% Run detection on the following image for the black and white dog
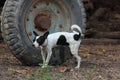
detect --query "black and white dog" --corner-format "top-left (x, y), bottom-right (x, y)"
top-left (32, 24), bottom-right (84, 69)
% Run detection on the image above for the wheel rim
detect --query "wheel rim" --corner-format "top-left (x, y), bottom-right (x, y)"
top-left (24, 0), bottom-right (71, 41)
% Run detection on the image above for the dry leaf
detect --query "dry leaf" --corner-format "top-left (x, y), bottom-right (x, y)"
top-left (58, 66), bottom-right (67, 73)
top-left (15, 70), bottom-right (27, 74)
top-left (114, 14), bottom-right (120, 19)
top-left (82, 53), bottom-right (91, 58)
top-left (14, 69), bottom-right (32, 74)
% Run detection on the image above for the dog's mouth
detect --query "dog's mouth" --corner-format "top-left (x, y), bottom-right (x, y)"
top-left (32, 43), bottom-right (39, 48)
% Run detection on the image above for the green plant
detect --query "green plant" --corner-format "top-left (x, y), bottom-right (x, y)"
top-left (25, 74), bottom-right (31, 79)
top-left (25, 63), bottom-right (64, 80)
top-left (25, 63), bottom-right (53, 80)
top-left (8, 68), bottom-right (15, 75)
top-left (37, 63), bottom-right (52, 80)
top-left (83, 70), bottom-right (91, 79)
top-left (56, 73), bottom-right (64, 78)
top-left (83, 65), bottom-right (97, 80)
top-left (91, 65), bottom-right (97, 72)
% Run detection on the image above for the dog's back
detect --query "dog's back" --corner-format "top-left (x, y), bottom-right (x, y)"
top-left (46, 25), bottom-right (83, 48)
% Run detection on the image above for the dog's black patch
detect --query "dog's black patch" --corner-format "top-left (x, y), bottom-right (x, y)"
top-left (56, 35), bottom-right (69, 46)
top-left (37, 31), bottom-right (49, 45)
top-left (74, 33), bottom-right (81, 41)
top-left (37, 36), bottom-right (46, 45)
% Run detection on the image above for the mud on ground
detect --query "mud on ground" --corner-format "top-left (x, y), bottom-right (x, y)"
top-left (0, 43), bottom-right (120, 80)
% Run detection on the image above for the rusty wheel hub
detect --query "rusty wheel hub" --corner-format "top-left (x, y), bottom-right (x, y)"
top-left (25, 0), bottom-right (71, 41)
top-left (34, 12), bottom-right (51, 31)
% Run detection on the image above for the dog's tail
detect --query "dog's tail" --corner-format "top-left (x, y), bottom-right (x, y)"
top-left (71, 24), bottom-right (82, 33)
top-left (71, 24), bottom-right (84, 40)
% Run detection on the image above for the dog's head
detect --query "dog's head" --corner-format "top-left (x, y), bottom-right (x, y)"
top-left (32, 31), bottom-right (49, 48)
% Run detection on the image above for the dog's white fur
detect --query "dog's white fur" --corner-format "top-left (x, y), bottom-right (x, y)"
top-left (33, 24), bottom-right (83, 69)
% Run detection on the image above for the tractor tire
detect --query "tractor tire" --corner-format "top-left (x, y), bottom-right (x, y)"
top-left (1, 0), bottom-right (86, 66)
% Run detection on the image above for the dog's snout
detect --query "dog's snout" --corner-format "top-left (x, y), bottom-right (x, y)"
top-left (32, 44), bottom-right (35, 47)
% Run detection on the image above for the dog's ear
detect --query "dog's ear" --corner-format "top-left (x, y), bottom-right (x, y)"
top-left (43, 31), bottom-right (49, 39)
top-left (33, 31), bottom-right (39, 36)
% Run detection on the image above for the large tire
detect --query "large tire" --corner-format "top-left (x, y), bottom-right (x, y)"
top-left (1, 0), bottom-right (86, 66)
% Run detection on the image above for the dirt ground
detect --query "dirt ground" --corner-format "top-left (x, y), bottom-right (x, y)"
top-left (0, 42), bottom-right (120, 80)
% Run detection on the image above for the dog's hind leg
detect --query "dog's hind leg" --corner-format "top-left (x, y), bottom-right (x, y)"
top-left (70, 45), bottom-right (81, 69)
top-left (73, 53), bottom-right (81, 69)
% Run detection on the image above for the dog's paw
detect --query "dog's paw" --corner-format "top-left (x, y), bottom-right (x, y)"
top-left (42, 65), bottom-right (45, 68)
top-left (74, 66), bottom-right (79, 69)
top-left (41, 64), bottom-right (47, 68)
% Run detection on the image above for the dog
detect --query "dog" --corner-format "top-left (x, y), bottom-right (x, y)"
top-left (32, 24), bottom-right (84, 69)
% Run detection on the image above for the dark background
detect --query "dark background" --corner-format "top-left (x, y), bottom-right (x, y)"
top-left (0, 0), bottom-right (120, 44)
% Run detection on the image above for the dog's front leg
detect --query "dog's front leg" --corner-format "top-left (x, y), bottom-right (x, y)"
top-left (40, 47), bottom-right (46, 68)
top-left (40, 47), bottom-right (45, 62)
top-left (43, 48), bottom-right (52, 68)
